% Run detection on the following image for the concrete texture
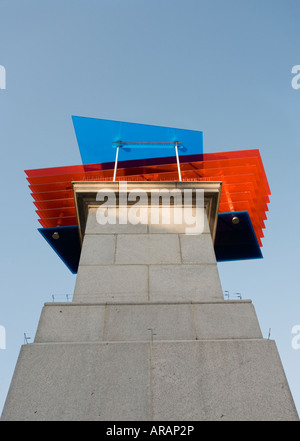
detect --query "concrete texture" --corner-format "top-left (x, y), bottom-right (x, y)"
top-left (179, 233), bottom-right (216, 264)
top-left (84, 206), bottom-right (210, 236)
top-left (1, 342), bottom-right (151, 421)
top-left (74, 262), bottom-right (223, 303)
top-left (34, 304), bottom-right (106, 343)
top-left (149, 264), bottom-right (223, 301)
top-left (79, 234), bottom-right (116, 265)
top-left (151, 339), bottom-right (299, 421)
top-left (34, 301), bottom-right (262, 343)
top-left (192, 302), bottom-right (263, 339)
top-left (73, 264), bottom-right (149, 302)
top-left (115, 234), bottom-right (181, 264)
top-left (74, 201), bottom-right (223, 303)
top-left (85, 207), bottom-right (148, 235)
top-left (2, 182), bottom-right (298, 421)
top-left (147, 206), bottom-right (208, 234)
top-left (73, 184), bottom-right (224, 304)
top-left (1, 340), bottom-right (298, 421)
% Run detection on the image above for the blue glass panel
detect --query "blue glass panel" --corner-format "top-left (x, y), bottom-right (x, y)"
top-left (214, 211), bottom-right (263, 262)
top-left (38, 211), bottom-right (262, 274)
top-left (38, 226), bottom-right (81, 274)
top-left (72, 116), bottom-right (203, 165)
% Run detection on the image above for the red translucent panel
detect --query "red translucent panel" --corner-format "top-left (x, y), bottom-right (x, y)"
top-left (38, 216), bottom-right (78, 228)
top-left (25, 149), bottom-right (271, 244)
top-left (31, 190), bottom-right (74, 202)
top-left (34, 198), bottom-right (75, 210)
top-left (36, 206), bottom-right (76, 220)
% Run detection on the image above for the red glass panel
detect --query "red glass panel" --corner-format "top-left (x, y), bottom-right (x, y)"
top-left (26, 149), bottom-right (270, 246)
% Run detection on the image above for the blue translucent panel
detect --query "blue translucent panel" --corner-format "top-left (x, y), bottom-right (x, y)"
top-left (72, 116), bottom-right (203, 165)
top-left (38, 211), bottom-right (262, 274)
top-left (214, 211), bottom-right (263, 262)
top-left (38, 226), bottom-right (81, 274)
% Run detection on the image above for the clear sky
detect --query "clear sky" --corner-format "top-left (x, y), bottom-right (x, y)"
top-left (0, 0), bottom-right (300, 417)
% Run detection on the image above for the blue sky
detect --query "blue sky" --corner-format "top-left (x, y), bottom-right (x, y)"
top-left (1, 0), bottom-right (300, 417)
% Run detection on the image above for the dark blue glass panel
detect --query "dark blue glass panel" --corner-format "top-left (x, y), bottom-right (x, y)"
top-left (214, 211), bottom-right (263, 262)
top-left (38, 211), bottom-right (262, 274)
top-left (38, 226), bottom-right (81, 274)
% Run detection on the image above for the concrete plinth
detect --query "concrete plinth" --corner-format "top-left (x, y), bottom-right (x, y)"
top-left (1, 339), bottom-right (298, 421)
top-left (1, 182), bottom-right (298, 421)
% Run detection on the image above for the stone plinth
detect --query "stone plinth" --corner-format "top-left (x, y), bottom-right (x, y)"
top-left (1, 182), bottom-right (298, 421)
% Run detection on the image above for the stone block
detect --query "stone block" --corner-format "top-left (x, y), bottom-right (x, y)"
top-left (192, 302), bottom-right (262, 339)
top-left (34, 304), bottom-right (105, 343)
top-left (85, 207), bottom-right (148, 235)
top-left (79, 234), bottom-right (116, 265)
top-left (103, 304), bottom-right (195, 341)
top-left (148, 206), bottom-right (209, 234)
top-left (73, 265), bottom-right (148, 302)
top-left (115, 234), bottom-right (181, 264)
top-left (2, 339), bottom-right (298, 421)
top-left (179, 233), bottom-right (216, 264)
top-left (1, 342), bottom-right (151, 421)
top-left (34, 301), bottom-right (262, 343)
top-left (149, 264), bottom-right (223, 301)
top-left (151, 339), bottom-right (299, 421)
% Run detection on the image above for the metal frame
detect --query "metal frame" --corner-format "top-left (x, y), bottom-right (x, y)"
top-left (112, 141), bottom-right (182, 182)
